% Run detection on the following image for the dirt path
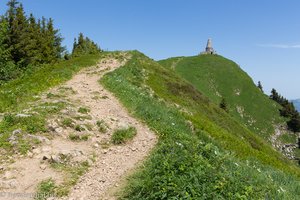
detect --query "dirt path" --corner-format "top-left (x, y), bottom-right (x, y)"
top-left (0, 53), bottom-right (157, 200)
top-left (59, 55), bottom-right (157, 200)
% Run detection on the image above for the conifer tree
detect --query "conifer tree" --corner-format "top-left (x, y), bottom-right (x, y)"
top-left (1, 0), bottom-right (65, 80)
top-left (72, 33), bottom-right (101, 57)
top-left (25, 13), bottom-right (41, 64)
top-left (0, 17), bottom-right (16, 81)
top-left (219, 98), bottom-right (228, 112)
top-left (270, 88), bottom-right (280, 102)
top-left (270, 88), bottom-right (300, 132)
top-left (257, 81), bottom-right (263, 93)
top-left (8, 3), bottom-right (29, 66)
top-left (287, 114), bottom-right (300, 133)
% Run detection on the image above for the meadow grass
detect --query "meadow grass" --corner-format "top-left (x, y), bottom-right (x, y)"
top-left (101, 51), bottom-right (300, 199)
top-left (159, 55), bottom-right (283, 139)
top-left (36, 161), bottom-right (90, 199)
top-left (0, 54), bottom-right (100, 155)
top-left (0, 54), bottom-right (100, 113)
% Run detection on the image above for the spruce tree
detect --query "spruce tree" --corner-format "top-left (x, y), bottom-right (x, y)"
top-left (25, 13), bottom-right (41, 64)
top-left (0, 17), bottom-right (16, 81)
top-left (8, 3), bottom-right (29, 66)
top-left (72, 33), bottom-right (101, 57)
top-left (1, 0), bottom-right (65, 80)
top-left (47, 18), bottom-right (65, 60)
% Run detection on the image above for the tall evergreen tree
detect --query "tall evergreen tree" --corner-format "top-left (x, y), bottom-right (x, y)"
top-left (0, 0), bottom-right (66, 80)
top-left (270, 88), bottom-right (280, 102)
top-left (0, 17), bottom-right (16, 81)
top-left (8, 3), bottom-right (29, 66)
top-left (72, 33), bottom-right (101, 57)
top-left (48, 18), bottom-right (64, 59)
top-left (25, 13), bottom-right (41, 64)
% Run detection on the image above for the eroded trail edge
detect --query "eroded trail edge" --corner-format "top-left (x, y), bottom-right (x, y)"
top-left (60, 53), bottom-right (157, 200)
top-left (0, 53), bottom-right (157, 200)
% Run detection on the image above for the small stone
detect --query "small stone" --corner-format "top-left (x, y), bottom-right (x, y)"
top-left (27, 152), bottom-right (34, 158)
top-left (42, 154), bottom-right (50, 160)
top-left (32, 148), bottom-right (41, 155)
top-left (3, 171), bottom-right (14, 180)
top-left (131, 147), bottom-right (137, 151)
top-left (117, 122), bottom-right (130, 129)
top-left (40, 164), bottom-right (47, 170)
top-left (50, 155), bottom-right (60, 163)
top-left (12, 129), bottom-right (22, 135)
top-left (103, 149), bottom-right (108, 154)
top-left (55, 127), bottom-right (63, 134)
top-left (87, 159), bottom-right (93, 166)
top-left (93, 143), bottom-right (99, 148)
top-left (73, 150), bottom-right (83, 157)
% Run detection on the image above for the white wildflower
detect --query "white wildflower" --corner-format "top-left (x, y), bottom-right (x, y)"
top-left (175, 142), bottom-right (183, 147)
top-left (280, 187), bottom-right (286, 192)
top-left (257, 168), bottom-right (261, 173)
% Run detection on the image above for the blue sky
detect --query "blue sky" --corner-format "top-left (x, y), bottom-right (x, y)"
top-left (1, 0), bottom-right (299, 99)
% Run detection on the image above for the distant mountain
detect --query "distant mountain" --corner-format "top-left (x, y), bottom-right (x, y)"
top-left (292, 99), bottom-right (300, 112)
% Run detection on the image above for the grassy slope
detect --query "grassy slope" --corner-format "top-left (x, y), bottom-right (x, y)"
top-left (102, 51), bottom-right (300, 199)
top-left (0, 54), bottom-right (100, 113)
top-left (0, 54), bottom-right (100, 154)
top-left (159, 55), bottom-right (282, 139)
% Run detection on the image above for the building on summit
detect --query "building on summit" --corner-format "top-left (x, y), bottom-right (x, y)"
top-left (201, 38), bottom-right (216, 55)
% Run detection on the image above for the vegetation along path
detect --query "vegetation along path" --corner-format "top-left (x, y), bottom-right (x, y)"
top-left (0, 53), bottom-right (157, 200)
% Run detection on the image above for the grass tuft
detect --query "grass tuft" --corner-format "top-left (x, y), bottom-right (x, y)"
top-left (78, 107), bottom-right (90, 114)
top-left (111, 127), bottom-right (137, 144)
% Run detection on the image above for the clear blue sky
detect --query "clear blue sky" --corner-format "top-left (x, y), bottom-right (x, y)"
top-left (1, 0), bottom-right (299, 99)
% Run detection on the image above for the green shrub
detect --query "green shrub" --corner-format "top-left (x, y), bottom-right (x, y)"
top-left (61, 118), bottom-right (74, 128)
top-left (111, 127), bottom-right (137, 144)
top-left (96, 120), bottom-right (108, 133)
top-left (68, 133), bottom-right (89, 141)
top-left (78, 107), bottom-right (90, 114)
top-left (75, 124), bottom-right (85, 132)
top-left (35, 179), bottom-right (57, 200)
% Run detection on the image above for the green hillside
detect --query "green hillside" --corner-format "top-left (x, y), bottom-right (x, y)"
top-left (102, 51), bottom-right (300, 199)
top-left (159, 55), bottom-right (283, 139)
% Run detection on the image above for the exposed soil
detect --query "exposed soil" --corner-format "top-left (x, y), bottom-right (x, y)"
top-left (0, 53), bottom-right (157, 200)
